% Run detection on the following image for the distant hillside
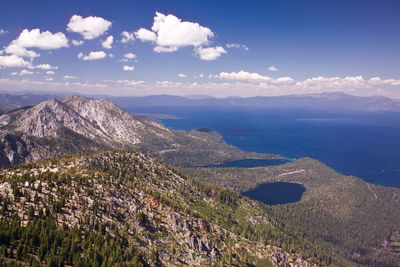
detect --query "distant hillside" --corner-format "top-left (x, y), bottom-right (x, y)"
top-left (0, 93), bottom-right (65, 111)
top-left (0, 151), bottom-right (323, 266)
top-left (0, 95), bottom-right (274, 167)
top-left (1, 92), bottom-right (400, 111)
top-left (109, 92), bottom-right (400, 111)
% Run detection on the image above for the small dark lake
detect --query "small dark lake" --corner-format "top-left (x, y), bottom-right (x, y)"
top-left (201, 158), bottom-right (292, 168)
top-left (242, 182), bottom-right (306, 205)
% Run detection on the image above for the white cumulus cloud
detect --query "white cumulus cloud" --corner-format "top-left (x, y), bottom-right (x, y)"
top-left (5, 44), bottom-right (39, 58)
top-left (35, 64), bottom-right (58, 70)
top-left (64, 75), bottom-right (76, 79)
top-left (123, 65), bottom-right (134, 71)
top-left (4, 29), bottom-right (68, 59)
top-left (20, 69), bottom-right (34, 75)
top-left (195, 46), bottom-right (227, 61)
top-left (368, 77), bottom-right (400, 86)
top-left (154, 46), bottom-right (178, 53)
top-left (0, 54), bottom-right (32, 68)
top-left (219, 71), bottom-right (272, 82)
top-left (135, 12), bottom-right (214, 53)
top-left (67, 15), bottom-right (111, 40)
top-left (271, 77), bottom-right (294, 84)
top-left (295, 76), bottom-right (367, 89)
top-left (268, 66), bottom-right (279, 71)
top-left (11, 70), bottom-right (34, 76)
top-left (123, 53), bottom-right (136, 59)
top-left (0, 29), bottom-right (8, 35)
top-left (78, 51), bottom-right (107, 61)
top-left (226, 43), bottom-right (249, 51)
top-left (46, 70), bottom-right (55, 75)
top-left (116, 80), bottom-right (144, 86)
top-left (135, 28), bottom-right (157, 42)
top-left (121, 31), bottom-right (134, 43)
top-left (178, 73), bottom-right (186, 78)
top-left (71, 40), bottom-right (84, 46)
top-left (219, 70), bottom-right (294, 84)
top-left (6, 29), bottom-right (68, 52)
top-left (101, 36), bottom-right (113, 49)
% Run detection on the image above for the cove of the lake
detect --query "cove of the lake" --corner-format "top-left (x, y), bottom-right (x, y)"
top-left (242, 182), bottom-right (306, 205)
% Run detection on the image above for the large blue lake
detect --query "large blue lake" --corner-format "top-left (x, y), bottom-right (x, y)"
top-left (126, 106), bottom-right (400, 188)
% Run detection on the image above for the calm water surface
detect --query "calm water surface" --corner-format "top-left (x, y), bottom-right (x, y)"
top-left (242, 182), bottom-right (306, 205)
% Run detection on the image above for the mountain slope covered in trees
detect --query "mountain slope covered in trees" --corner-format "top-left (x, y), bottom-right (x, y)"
top-left (0, 151), bottom-right (330, 266)
top-left (184, 158), bottom-right (400, 266)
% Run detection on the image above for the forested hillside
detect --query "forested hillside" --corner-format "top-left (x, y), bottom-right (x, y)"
top-left (184, 158), bottom-right (400, 266)
top-left (0, 151), bottom-right (329, 266)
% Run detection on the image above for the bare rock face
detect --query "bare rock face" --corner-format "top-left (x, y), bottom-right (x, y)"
top-left (0, 95), bottom-right (173, 166)
top-left (0, 133), bottom-right (32, 165)
top-left (7, 96), bottom-right (146, 144)
top-left (60, 95), bottom-right (145, 144)
top-left (0, 133), bottom-right (56, 166)
top-left (23, 99), bottom-right (100, 139)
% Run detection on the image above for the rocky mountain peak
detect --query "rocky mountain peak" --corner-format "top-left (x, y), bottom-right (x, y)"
top-left (64, 95), bottom-right (148, 145)
top-left (0, 95), bottom-right (149, 144)
top-left (61, 95), bottom-right (118, 114)
top-left (60, 94), bottom-right (89, 102)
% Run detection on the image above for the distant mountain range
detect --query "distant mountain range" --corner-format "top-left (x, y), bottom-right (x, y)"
top-left (1, 92), bottom-right (400, 111)
top-left (109, 92), bottom-right (400, 111)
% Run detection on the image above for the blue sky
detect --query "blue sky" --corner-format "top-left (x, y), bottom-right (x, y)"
top-left (0, 0), bottom-right (400, 98)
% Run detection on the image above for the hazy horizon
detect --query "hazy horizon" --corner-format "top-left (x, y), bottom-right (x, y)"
top-left (1, 89), bottom-right (400, 101)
